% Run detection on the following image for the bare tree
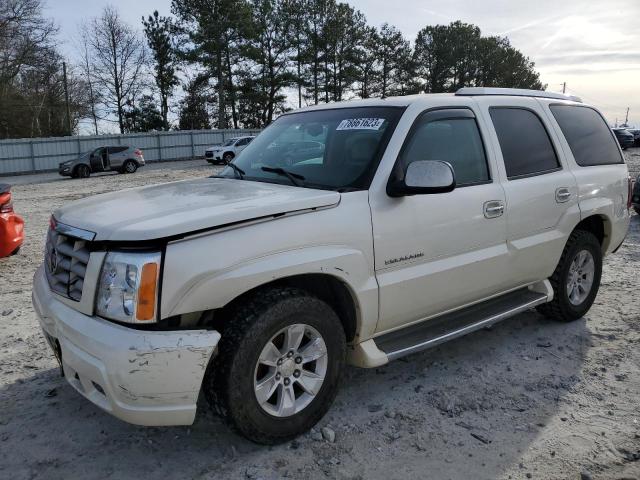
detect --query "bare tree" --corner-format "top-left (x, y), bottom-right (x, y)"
top-left (84, 6), bottom-right (147, 133)
top-left (0, 0), bottom-right (57, 91)
top-left (76, 29), bottom-right (102, 135)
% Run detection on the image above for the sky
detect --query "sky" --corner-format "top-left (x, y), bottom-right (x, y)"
top-left (46, 0), bottom-right (640, 127)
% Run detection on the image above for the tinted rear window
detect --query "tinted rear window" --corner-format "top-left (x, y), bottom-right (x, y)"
top-left (550, 105), bottom-right (623, 166)
top-left (489, 108), bottom-right (560, 178)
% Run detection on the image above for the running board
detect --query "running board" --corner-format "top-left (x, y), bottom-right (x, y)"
top-left (375, 287), bottom-right (549, 362)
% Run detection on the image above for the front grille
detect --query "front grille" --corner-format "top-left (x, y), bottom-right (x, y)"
top-left (205, 151), bottom-right (214, 158)
top-left (45, 227), bottom-right (91, 301)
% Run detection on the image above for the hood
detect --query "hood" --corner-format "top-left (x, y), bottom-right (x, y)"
top-left (53, 178), bottom-right (341, 242)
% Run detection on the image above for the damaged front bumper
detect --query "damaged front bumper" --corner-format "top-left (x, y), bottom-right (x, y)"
top-left (32, 266), bottom-right (221, 426)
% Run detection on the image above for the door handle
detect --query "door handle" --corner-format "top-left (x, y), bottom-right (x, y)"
top-left (484, 200), bottom-right (505, 219)
top-left (556, 187), bottom-right (572, 203)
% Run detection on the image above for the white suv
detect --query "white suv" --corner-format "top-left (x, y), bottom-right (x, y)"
top-left (205, 136), bottom-right (255, 164)
top-left (33, 88), bottom-right (631, 444)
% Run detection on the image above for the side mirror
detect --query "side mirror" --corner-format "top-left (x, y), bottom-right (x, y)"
top-left (387, 160), bottom-right (456, 197)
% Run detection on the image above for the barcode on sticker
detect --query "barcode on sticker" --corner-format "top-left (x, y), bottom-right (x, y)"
top-left (336, 118), bottom-right (385, 131)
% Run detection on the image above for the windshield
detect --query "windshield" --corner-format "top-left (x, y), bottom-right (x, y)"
top-left (219, 106), bottom-right (404, 191)
top-left (223, 139), bottom-right (237, 147)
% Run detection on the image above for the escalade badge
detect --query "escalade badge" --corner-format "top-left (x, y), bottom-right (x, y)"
top-left (384, 252), bottom-right (424, 266)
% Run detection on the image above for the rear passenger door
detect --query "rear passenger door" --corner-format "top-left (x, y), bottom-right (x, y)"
top-left (107, 146), bottom-right (127, 169)
top-left (478, 98), bottom-right (581, 286)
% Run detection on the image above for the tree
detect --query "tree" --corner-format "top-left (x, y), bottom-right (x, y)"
top-left (84, 6), bottom-right (147, 133)
top-left (142, 10), bottom-right (179, 130)
top-left (377, 23), bottom-right (411, 98)
top-left (240, 0), bottom-right (295, 126)
top-left (283, 0), bottom-right (308, 108)
top-left (413, 21), bottom-right (543, 93)
top-left (355, 26), bottom-right (379, 99)
top-left (178, 77), bottom-right (211, 130)
top-left (171, 0), bottom-right (252, 129)
top-left (77, 30), bottom-right (102, 135)
top-left (122, 94), bottom-right (165, 132)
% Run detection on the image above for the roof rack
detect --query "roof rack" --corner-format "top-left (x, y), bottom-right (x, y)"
top-left (455, 87), bottom-right (582, 103)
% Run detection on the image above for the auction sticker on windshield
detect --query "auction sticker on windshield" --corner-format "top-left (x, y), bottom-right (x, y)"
top-left (336, 118), bottom-right (385, 130)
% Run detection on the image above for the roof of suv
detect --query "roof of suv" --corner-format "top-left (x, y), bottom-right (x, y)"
top-left (294, 88), bottom-right (583, 113)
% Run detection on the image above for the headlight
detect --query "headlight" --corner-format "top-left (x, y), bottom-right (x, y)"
top-left (96, 251), bottom-right (161, 324)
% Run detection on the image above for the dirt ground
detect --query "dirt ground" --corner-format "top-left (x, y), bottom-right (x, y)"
top-left (0, 153), bottom-right (639, 480)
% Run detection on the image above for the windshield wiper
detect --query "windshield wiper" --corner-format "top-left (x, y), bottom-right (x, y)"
top-left (224, 162), bottom-right (246, 179)
top-left (261, 166), bottom-right (305, 187)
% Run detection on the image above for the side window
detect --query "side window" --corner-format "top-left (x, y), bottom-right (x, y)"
top-left (549, 105), bottom-right (623, 166)
top-left (400, 112), bottom-right (489, 186)
top-left (236, 138), bottom-right (248, 146)
top-left (489, 108), bottom-right (560, 179)
top-left (107, 146), bottom-right (127, 154)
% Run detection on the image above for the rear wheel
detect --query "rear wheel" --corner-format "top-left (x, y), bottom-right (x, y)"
top-left (204, 287), bottom-right (346, 444)
top-left (537, 230), bottom-right (602, 322)
top-left (75, 164), bottom-right (90, 178)
top-left (123, 160), bottom-right (138, 174)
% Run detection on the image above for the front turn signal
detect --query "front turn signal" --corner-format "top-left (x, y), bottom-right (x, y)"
top-left (136, 263), bottom-right (158, 321)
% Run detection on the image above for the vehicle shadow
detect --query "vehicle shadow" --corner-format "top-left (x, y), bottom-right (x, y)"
top-left (0, 309), bottom-right (590, 480)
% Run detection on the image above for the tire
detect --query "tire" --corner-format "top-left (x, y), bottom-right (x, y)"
top-left (75, 164), bottom-right (90, 178)
top-left (123, 160), bottom-right (138, 174)
top-left (537, 230), bottom-right (602, 322)
top-left (203, 287), bottom-right (346, 444)
top-left (634, 206), bottom-right (640, 216)
top-left (222, 152), bottom-right (234, 163)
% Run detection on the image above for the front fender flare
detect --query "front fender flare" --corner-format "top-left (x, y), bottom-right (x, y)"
top-left (161, 245), bottom-right (379, 339)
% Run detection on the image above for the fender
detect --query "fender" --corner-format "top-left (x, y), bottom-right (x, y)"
top-left (162, 244), bottom-right (379, 339)
top-left (159, 190), bottom-right (379, 339)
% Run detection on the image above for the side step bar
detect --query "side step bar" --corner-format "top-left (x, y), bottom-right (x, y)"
top-left (375, 287), bottom-right (549, 362)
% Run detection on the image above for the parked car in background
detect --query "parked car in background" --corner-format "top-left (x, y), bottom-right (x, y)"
top-left (59, 146), bottom-right (145, 178)
top-left (612, 128), bottom-right (634, 150)
top-left (0, 184), bottom-right (24, 258)
top-left (205, 136), bottom-right (255, 164)
top-left (627, 128), bottom-right (640, 146)
top-left (632, 174), bottom-right (640, 215)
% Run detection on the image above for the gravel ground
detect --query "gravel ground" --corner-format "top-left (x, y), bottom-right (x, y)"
top-left (1, 153), bottom-right (639, 480)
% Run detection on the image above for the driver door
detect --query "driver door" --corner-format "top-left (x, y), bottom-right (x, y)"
top-left (371, 108), bottom-right (510, 333)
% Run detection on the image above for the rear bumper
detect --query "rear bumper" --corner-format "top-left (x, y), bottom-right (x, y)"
top-left (32, 266), bottom-right (221, 426)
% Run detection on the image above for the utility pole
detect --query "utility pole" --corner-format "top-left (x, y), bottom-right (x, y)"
top-left (62, 61), bottom-right (72, 136)
top-left (562, 82), bottom-right (566, 94)
top-left (625, 107), bottom-right (629, 125)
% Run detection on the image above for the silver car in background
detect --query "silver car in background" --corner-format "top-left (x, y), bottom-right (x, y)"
top-left (59, 146), bottom-right (145, 178)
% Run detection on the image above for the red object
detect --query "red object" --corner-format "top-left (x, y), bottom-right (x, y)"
top-left (0, 184), bottom-right (24, 258)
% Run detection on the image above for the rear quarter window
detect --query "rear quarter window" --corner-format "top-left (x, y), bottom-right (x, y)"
top-left (549, 105), bottom-right (623, 166)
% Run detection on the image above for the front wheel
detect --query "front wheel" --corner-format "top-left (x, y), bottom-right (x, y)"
top-left (222, 152), bottom-right (234, 163)
top-left (537, 230), bottom-right (602, 322)
top-left (204, 287), bottom-right (346, 444)
top-left (75, 164), bottom-right (90, 178)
